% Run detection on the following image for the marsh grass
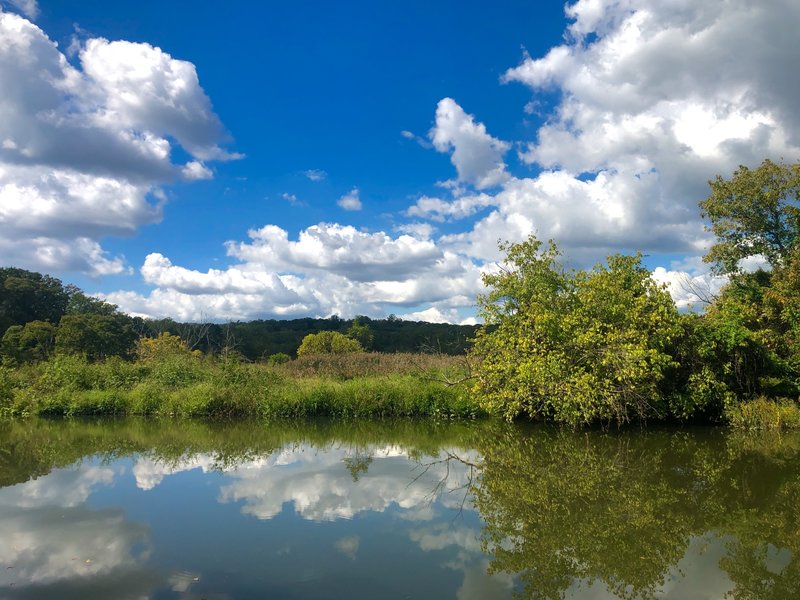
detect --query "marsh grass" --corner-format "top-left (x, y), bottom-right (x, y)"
top-left (0, 352), bottom-right (480, 419)
top-left (725, 396), bottom-right (800, 430)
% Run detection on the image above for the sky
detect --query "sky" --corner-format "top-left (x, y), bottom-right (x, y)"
top-left (1, 0), bottom-right (799, 324)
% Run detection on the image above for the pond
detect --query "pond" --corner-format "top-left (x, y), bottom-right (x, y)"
top-left (0, 418), bottom-right (798, 599)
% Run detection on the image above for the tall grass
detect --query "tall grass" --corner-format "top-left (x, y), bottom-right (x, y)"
top-left (0, 352), bottom-right (481, 419)
top-left (725, 397), bottom-right (800, 430)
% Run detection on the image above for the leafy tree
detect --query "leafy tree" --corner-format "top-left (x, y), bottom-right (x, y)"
top-left (0, 268), bottom-right (69, 333)
top-left (296, 330), bottom-right (363, 357)
top-left (56, 313), bottom-right (138, 361)
top-left (1, 320), bottom-right (56, 364)
top-left (346, 317), bottom-right (374, 350)
top-left (471, 236), bottom-right (682, 425)
top-left (700, 159), bottom-right (800, 274)
top-left (65, 288), bottom-right (119, 316)
top-left (136, 332), bottom-right (196, 361)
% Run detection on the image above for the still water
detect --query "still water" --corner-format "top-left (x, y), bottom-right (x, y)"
top-left (0, 418), bottom-right (798, 599)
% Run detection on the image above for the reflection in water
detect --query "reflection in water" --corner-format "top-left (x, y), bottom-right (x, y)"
top-left (475, 427), bottom-right (800, 599)
top-left (0, 419), bottom-right (799, 598)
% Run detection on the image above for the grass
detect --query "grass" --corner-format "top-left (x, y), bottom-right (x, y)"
top-left (0, 352), bottom-right (482, 420)
top-left (725, 396), bottom-right (800, 430)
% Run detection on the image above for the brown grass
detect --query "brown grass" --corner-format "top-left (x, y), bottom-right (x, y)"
top-left (273, 351), bottom-right (470, 380)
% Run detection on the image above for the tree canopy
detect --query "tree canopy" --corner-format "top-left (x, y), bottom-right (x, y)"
top-left (700, 159), bottom-right (800, 274)
top-left (471, 237), bottom-right (682, 425)
top-left (296, 330), bottom-right (363, 356)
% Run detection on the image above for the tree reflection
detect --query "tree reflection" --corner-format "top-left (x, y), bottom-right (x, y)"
top-left (471, 426), bottom-right (800, 599)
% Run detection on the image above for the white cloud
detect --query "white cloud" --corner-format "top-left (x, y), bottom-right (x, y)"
top-left (281, 192), bottom-right (305, 206)
top-left (304, 168), bottom-right (327, 181)
top-left (181, 160), bottom-right (212, 180)
top-left (337, 187), bottom-right (362, 211)
top-left (106, 223), bottom-right (485, 321)
top-left (5, 0), bottom-right (38, 19)
top-left (476, 0), bottom-right (800, 266)
top-left (0, 10), bottom-right (236, 275)
top-left (394, 222), bottom-right (437, 239)
top-left (409, 0), bottom-right (800, 281)
top-left (401, 129), bottom-right (433, 149)
top-left (429, 98), bottom-right (511, 190)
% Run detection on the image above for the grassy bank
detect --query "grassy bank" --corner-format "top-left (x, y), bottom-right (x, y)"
top-left (0, 352), bottom-right (481, 419)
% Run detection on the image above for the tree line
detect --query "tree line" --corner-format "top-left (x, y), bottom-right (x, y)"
top-left (0, 269), bottom-right (477, 365)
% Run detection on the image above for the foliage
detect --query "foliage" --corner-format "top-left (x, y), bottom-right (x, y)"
top-left (55, 313), bottom-right (138, 361)
top-left (700, 159), bottom-right (800, 275)
top-left (136, 332), bottom-right (196, 361)
top-left (471, 237), bottom-right (682, 425)
top-left (1, 320), bottom-right (56, 365)
top-left (0, 350), bottom-right (479, 419)
top-left (346, 317), bottom-right (374, 349)
top-left (725, 397), bottom-right (800, 431)
top-left (265, 352), bottom-right (291, 365)
top-left (0, 267), bottom-right (69, 333)
top-left (296, 330), bottom-right (363, 357)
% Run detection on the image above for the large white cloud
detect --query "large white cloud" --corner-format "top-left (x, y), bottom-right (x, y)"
top-left (106, 223), bottom-right (486, 321)
top-left (407, 0), bottom-right (800, 305)
top-left (430, 98), bottom-right (511, 191)
top-left (103, 0), bottom-right (800, 321)
top-left (0, 9), bottom-right (235, 275)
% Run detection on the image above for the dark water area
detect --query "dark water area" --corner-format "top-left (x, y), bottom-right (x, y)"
top-left (0, 418), bottom-right (798, 599)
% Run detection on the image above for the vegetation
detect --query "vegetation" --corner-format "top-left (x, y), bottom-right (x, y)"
top-left (296, 330), bottom-right (363, 356)
top-left (472, 242), bottom-right (681, 425)
top-left (471, 159), bottom-right (800, 426)
top-left (0, 349), bottom-right (478, 419)
top-left (2, 158), bottom-right (800, 426)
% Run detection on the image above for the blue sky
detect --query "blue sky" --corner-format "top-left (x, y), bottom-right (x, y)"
top-left (2, 0), bottom-right (799, 323)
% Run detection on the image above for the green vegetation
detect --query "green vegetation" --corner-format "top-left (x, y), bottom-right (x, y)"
top-left (470, 159), bottom-right (800, 427)
top-left (296, 330), bottom-right (363, 356)
top-left (2, 159), bottom-right (800, 426)
top-left (0, 348), bottom-right (478, 419)
top-left (475, 424), bottom-right (800, 599)
top-left (472, 242), bottom-right (681, 425)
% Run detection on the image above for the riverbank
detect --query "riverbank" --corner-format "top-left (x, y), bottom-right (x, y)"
top-left (3, 352), bottom-right (800, 428)
top-left (0, 352), bottom-right (481, 419)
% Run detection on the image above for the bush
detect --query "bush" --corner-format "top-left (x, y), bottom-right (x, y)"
top-left (725, 397), bottom-right (800, 430)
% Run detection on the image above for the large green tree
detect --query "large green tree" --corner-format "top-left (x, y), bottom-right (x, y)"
top-left (55, 313), bottom-right (138, 361)
top-left (296, 330), bottom-right (363, 356)
top-left (0, 268), bottom-right (69, 334)
top-left (471, 236), bottom-right (682, 425)
top-left (700, 159), bottom-right (800, 274)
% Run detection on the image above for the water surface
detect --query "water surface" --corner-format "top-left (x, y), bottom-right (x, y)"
top-left (0, 418), bottom-right (798, 599)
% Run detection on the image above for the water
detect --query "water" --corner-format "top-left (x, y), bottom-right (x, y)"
top-left (0, 418), bottom-right (798, 599)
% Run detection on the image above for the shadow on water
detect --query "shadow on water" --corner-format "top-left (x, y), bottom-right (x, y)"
top-left (0, 417), bottom-right (799, 598)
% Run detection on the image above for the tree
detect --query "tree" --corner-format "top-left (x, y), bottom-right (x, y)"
top-left (470, 236), bottom-right (682, 425)
top-left (1, 320), bottom-right (56, 364)
top-left (296, 330), bottom-right (363, 357)
top-left (346, 317), bottom-right (374, 350)
top-left (136, 332), bottom-right (196, 361)
top-left (56, 313), bottom-right (138, 361)
top-left (0, 268), bottom-right (69, 333)
top-left (700, 159), bottom-right (800, 274)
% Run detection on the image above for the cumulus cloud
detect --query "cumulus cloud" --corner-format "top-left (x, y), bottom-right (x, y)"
top-left (429, 98), bottom-right (511, 191)
top-left (337, 187), bottom-right (362, 211)
top-left (0, 10), bottom-right (236, 275)
top-left (484, 0), bottom-right (800, 260)
top-left (102, 0), bottom-right (800, 321)
top-left (106, 223), bottom-right (485, 321)
top-left (405, 0), bottom-right (800, 304)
